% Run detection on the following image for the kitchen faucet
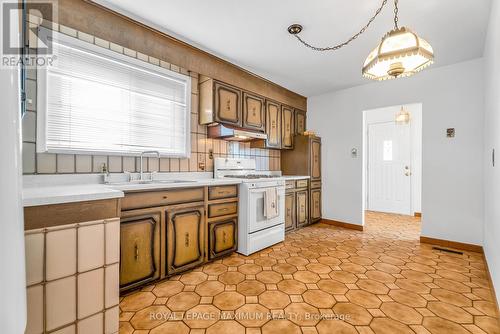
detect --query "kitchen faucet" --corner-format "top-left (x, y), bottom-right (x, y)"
top-left (140, 151), bottom-right (160, 181)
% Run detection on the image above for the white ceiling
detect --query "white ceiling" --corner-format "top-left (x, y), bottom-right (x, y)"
top-left (95, 0), bottom-right (492, 97)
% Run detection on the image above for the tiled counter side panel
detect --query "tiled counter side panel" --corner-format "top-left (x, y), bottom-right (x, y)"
top-left (25, 218), bottom-right (120, 334)
top-left (22, 20), bottom-right (281, 175)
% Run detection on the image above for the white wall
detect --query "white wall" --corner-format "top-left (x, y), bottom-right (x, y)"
top-left (363, 104), bottom-right (422, 215)
top-left (483, 0), bottom-right (500, 303)
top-left (308, 58), bottom-right (485, 246)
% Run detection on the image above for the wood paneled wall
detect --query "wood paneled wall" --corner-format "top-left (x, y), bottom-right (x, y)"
top-left (39, 0), bottom-right (306, 110)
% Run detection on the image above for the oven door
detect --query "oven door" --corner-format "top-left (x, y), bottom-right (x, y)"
top-left (247, 185), bottom-right (285, 233)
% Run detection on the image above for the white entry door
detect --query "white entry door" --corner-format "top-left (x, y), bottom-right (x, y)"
top-left (368, 122), bottom-right (411, 215)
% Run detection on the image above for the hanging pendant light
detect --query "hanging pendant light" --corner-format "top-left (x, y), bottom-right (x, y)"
top-left (362, 0), bottom-right (434, 81)
top-left (288, 0), bottom-right (434, 81)
top-left (395, 106), bottom-right (411, 125)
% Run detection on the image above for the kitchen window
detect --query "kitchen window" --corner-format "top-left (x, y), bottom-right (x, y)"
top-left (37, 29), bottom-right (191, 157)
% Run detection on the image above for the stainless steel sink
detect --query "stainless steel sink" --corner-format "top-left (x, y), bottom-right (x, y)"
top-left (107, 179), bottom-right (197, 186)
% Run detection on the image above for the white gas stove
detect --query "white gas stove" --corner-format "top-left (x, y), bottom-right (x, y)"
top-left (214, 158), bottom-right (285, 255)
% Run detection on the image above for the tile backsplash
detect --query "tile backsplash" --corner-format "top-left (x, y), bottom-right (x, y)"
top-left (22, 23), bottom-right (280, 175)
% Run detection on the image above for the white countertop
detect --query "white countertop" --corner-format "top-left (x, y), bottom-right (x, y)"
top-left (22, 173), bottom-right (242, 207)
top-left (281, 175), bottom-right (310, 180)
top-left (23, 184), bottom-right (124, 207)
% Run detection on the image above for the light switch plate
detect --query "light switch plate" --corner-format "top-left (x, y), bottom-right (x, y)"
top-left (351, 148), bottom-right (358, 158)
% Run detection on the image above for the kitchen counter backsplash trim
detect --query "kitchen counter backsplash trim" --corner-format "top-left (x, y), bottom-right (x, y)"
top-left (22, 17), bottom-right (281, 175)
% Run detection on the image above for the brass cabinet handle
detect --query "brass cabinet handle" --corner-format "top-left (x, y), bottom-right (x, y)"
top-left (222, 231), bottom-right (227, 244)
top-left (185, 233), bottom-right (190, 247)
top-left (134, 243), bottom-right (139, 261)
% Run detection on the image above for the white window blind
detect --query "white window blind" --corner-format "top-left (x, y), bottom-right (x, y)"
top-left (37, 30), bottom-right (191, 157)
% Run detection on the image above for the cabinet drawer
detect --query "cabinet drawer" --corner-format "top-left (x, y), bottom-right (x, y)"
top-left (208, 202), bottom-right (238, 218)
top-left (208, 185), bottom-right (238, 200)
top-left (296, 179), bottom-right (308, 189)
top-left (310, 181), bottom-right (321, 189)
top-left (122, 188), bottom-right (204, 210)
top-left (285, 181), bottom-right (295, 189)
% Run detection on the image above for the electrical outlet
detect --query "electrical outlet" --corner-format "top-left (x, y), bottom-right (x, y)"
top-left (446, 128), bottom-right (455, 138)
top-left (209, 149), bottom-right (214, 159)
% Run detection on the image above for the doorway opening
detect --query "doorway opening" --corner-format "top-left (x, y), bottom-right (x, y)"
top-left (362, 103), bottom-right (422, 226)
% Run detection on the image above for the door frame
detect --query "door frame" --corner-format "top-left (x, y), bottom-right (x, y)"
top-left (362, 103), bottom-right (423, 223)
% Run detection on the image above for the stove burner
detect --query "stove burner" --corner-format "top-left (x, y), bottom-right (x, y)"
top-left (224, 174), bottom-right (278, 179)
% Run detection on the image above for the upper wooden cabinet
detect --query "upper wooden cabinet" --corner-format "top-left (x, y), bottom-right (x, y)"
top-left (199, 77), bottom-right (242, 126)
top-left (295, 109), bottom-right (307, 134)
top-left (281, 134), bottom-right (322, 180)
top-left (252, 100), bottom-right (282, 149)
top-left (242, 92), bottom-right (265, 132)
top-left (311, 137), bottom-right (321, 181)
top-left (282, 106), bottom-right (294, 149)
top-left (120, 208), bottom-right (161, 291)
top-left (166, 205), bottom-right (205, 275)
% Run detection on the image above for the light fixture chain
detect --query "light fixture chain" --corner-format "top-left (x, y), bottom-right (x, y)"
top-left (394, 0), bottom-right (399, 29)
top-left (292, 0), bottom-right (388, 52)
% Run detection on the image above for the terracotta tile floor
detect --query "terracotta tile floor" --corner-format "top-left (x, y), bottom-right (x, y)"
top-left (119, 211), bottom-right (500, 334)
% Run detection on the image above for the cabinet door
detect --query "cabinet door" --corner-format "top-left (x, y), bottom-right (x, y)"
top-left (120, 211), bottom-right (161, 290)
top-left (281, 106), bottom-right (294, 149)
top-left (311, 189), bottom-right (322, 222)
top-left (295, 109), bottom-right (306, 134)
top-left (214, 82), bottom-right (241, 126)
top-left (166, 206), bottom-right (205, 275)
top-left (266, 100), bottom-right (281, 148)
top-left (285, 192), bottom-right (296, 232)
top-left (209, 219), bottom-right (237, 260)
top-left (310, 138), bottom-right (322, 181)
top-left (296, 190), bottom-right (309, 227)
top-left (242, 92), bottom-right (265, 131)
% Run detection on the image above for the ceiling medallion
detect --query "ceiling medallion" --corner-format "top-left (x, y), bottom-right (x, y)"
top-left (288, 0), bottom-right (434, 81)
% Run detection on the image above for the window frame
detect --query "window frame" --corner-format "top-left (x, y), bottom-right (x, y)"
top-left (36, 27), bottom-right (192, 158)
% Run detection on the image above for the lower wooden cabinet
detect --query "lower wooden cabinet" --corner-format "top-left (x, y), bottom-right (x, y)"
top-left (311, 188), bottom-right (322, 223)
top-left (285, 192), bottom-right (296, 231)
top-left (166, 206), bottom-right (205, 275)
top-left (120, 209), bottom-right (161, 291)
top-left (296, 190), bottom-right (309, 227)
top-left (209, 218), bottom-right (237, 260)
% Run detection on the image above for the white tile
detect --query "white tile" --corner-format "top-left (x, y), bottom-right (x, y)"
top-left (137, 52), bottom-right (148, 62)
top-left (59, 25), bottom-right (77, 37)
top-left (105, 306), bottom-right (119, 334)
top-left (170, 158), bottom-right (180, 172)
top-left (77, 312), bottom-right (103, 334)
top-left (108, 156), bottom-right (122, 173)
top-left (78, 223), bottom-right (105, 272)
top-left (57, 154), bottom-right (75, 173)
top-left (25, 233), bottom-right (44, 285)
top-left (109, 42), bottom-right (123, 54)
top-left (37, 153), bottom-right (57, 174)
top-left (159, 158), bottom-right (170, 172)
top-left (148, 157), bottom-right (159, 172)
top-left (76, 155), bottom-right (92, 173)
top-left (122, 156), bottom-right (136, 172)
top-left (149, 56), bottom-right (160, 66)
top-left (93, 156), bottom-right (108, 173)
top-left (51, 324), bottom-right (75, 334)
top-left (46, 276), bottom-right (76, 331)
top-left (105, 263), bottom-right (119, 308)
top-left (94, 37), bottom-right (110, 49)
top-left (25, 285), bottom-right (43, 334)
top-left (22, 142), bottom-right (36, 174)
top-left (78, 31), bottom-right (94, 43)
top-left (78, 268), bottom-right (104, 319)
top-left (105, 219), bottom-right (120, 265)
top-left (160, 60), bottom-right (171, 69)
top-left (22, 111), bottom-right (36, 142)
top-left (46, 228), bottom-right (76, 280)
top-left (123, 47), bottom-right (136, 58)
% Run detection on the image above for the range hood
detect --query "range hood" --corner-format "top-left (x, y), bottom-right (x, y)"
top-left (207, 124), bottom-right (267, 142)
